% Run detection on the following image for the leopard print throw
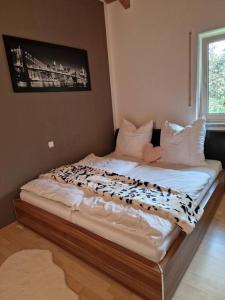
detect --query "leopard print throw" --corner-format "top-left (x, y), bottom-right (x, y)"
top-left (42, 164), bottom-right (203, 234)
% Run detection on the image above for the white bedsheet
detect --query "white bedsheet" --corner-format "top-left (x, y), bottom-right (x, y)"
top-left (20, 154), bottom-right (222, 262)
top-left (20, 190), bottom-right (180, 262)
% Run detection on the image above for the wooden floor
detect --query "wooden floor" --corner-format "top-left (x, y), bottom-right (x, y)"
top-left (0, 195), bottom-right (225, 300)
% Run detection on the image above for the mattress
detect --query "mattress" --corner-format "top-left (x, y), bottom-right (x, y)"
top-left (20, 190), bottom-right (180, 262)
top-left (20, 155), bottom-right (222, 263)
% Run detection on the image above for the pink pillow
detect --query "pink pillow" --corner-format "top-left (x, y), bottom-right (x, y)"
top-left (143, 143), bottom-right (162, 163)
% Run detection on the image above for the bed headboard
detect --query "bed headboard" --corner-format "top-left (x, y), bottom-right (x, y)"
top-left (114, 129), bottom-right (225, 168)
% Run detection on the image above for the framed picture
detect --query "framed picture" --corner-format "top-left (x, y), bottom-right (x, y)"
top-left (3, 35), bottom-right (91, 92)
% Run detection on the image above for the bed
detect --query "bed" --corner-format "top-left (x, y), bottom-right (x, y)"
top-left (15, 129), bottom-right (225, 300)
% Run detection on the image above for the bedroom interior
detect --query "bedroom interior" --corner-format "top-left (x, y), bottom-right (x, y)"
top-left (1, 0), bottom-right (225, 300)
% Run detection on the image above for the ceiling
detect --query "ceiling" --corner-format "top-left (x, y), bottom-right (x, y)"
top-left (104, 0), bottom-right (130, 9)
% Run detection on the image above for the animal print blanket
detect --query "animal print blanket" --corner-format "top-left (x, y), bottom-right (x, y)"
top-left (42, 164), bottom-right (204, 234)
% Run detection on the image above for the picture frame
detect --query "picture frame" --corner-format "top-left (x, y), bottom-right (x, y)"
top-left (3, 35), bottom-right (91, 93)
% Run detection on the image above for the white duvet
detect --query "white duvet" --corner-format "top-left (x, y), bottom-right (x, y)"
top-left (21, 154), bottom-right (218, 247)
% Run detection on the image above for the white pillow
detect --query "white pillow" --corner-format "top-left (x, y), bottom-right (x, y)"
top-left (160, 119), bottom-right (206, 166)
top-left (116, 119), bottom-right (153, 159)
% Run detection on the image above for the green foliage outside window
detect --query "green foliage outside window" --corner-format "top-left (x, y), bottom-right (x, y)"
top-left (208, 41), bottom-right (225, 114)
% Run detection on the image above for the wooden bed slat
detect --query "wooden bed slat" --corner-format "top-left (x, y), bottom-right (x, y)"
top-left (15, 200), bottom-right (162, 300)
top-left (161, 171), bottom-right (224, 299)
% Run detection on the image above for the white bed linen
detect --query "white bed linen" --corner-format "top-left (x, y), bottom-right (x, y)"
top-left (20, 190), bottom-right (180, 262)
top-left (20, 155), bottom-right (222, 262)
top-left (110, 153), bottom-right (222, 204)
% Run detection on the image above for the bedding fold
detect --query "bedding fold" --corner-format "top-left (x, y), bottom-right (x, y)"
top-left (20, 154), bottom-right (220, 259)
top-left (21, 154), bottom-right (221, 262)
top-left (39, 162), bottom-right (209, 234)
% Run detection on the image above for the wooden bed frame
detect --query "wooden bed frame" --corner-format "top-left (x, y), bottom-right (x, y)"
top-left (15, 170), bottom-right (224, 300)
top-left (15, 129), bottom-right (225, 299)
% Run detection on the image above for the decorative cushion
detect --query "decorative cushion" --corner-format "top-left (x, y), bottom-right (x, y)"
top-left (143, 143), bottom-right (162, 163)
top-left (115, 119), bottom-right (153, 159)
top-left (160, 119), bottom-right (206, 166)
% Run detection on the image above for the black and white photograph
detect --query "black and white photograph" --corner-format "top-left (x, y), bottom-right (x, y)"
top-left (3, 35), bottom-right (91, 92)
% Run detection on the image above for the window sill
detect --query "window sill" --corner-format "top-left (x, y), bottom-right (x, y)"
top-left (206, 122), bottom-right (225, 131)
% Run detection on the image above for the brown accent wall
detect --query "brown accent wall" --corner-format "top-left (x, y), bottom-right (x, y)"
top-left (0, 0), bottom-right (114, 227)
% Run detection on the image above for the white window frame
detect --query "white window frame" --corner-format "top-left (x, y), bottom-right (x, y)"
top-left (196, 27), bottom-right (225, 127)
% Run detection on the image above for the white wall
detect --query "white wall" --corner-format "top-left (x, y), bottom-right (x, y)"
top-left (104, 0), bottom-right (225, 128)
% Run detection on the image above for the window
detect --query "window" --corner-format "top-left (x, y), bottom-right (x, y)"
top-left (197, 27), bottom-right (225, 125)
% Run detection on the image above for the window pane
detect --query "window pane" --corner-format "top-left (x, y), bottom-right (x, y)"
top-left (208, 39), bottom-right (225, 114)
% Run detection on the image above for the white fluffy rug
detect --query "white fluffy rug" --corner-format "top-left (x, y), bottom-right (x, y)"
top-left (0, 249), bottom-right (79, 300)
